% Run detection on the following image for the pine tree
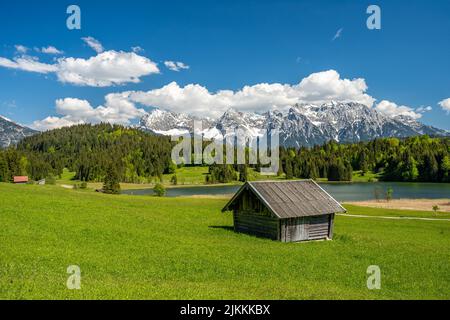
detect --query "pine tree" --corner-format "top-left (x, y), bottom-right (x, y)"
top-left (103, 164), bottom-right (121, 194)
top-left (441, 156), bottom-right (450, 182)
top-left (238, 164), bottom-right (248, 182)
top-left (285, 159), bottom-right (293, 179)
top-left (0, 153), bottom-right (9, 182)
top-left (345, 162), bottom-right (353, 181)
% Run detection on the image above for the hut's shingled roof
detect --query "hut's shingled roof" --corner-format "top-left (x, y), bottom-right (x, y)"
top-left (222, 180), bottom-right (346, 218)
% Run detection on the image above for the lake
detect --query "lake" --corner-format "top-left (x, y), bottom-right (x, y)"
top-left (122, 182), bottom-right (450, 202)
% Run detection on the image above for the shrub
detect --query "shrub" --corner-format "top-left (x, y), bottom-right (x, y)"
top-left (46, 175), bottom-right (56, 185)
top-left (432, 205), bottom-right (440, 215)
top-left (167, 162), bottom-right (177, 174)
top-left (386, 187), bottom-right (394, 202)
top-left (153, 183), bottom-right (166, 197)
top-left (170, 174), bottom-right (178, 185)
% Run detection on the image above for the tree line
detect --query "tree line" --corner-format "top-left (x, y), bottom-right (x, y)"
top-left (0, 124), bottom-right (449, 184)
top-left (0, 123), bottom-right (173, 183)
top-left (278, 135), bottom-right (450, 182)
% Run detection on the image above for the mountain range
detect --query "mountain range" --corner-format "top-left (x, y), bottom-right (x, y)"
top-left (0, 115), bottom-right (37, 148)
top-left (1, 101), bottom-right (448, 149)
top-left (139, 102), bottom-right (448, 147)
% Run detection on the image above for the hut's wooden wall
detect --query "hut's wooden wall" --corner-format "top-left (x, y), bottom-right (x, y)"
top-left (233, 189), bottom-right (279, 240)
top-left (280, 214), bottom-right (334, 242)
top-left (308, 214), bottom-right (332, 240)
top-left (233, 211), bottom-right (279, 240)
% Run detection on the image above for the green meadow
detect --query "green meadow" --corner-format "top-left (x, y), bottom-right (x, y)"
top-left (0, 183), bottom-right (449, 299)
top-left (55, 166), bottom-right (377, 191)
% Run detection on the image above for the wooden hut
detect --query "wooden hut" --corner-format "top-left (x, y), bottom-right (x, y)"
top-left (222, 180), bottom-right (346, 242)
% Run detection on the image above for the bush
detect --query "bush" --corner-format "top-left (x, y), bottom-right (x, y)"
top-left (170, 174), bottom-right (178, 185)
top-left (206, 164), bottom-right (238, 184)
top-left (46, 175), bottom-right (56, 185)
top-left (153, 183), bottom-right (166, 197)
top-left (432, 205), bottom-right (440, 215)
top-left (166, 162), bottom-right (177, 174)
top-left (73, 182), bottom-right (87, 190)
top-left (386, 187), bottom-right (394, 202)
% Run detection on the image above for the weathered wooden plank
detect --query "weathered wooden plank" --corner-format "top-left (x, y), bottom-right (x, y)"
top-left (233, 210), bottom-right (279, 240)
top-left (306, 214), bottom-right (330, 240)
top-left (329, 213), bottom-right (335, 239)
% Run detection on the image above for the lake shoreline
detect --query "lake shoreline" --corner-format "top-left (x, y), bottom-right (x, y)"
top-left (120, 181), bottom-right (450, 202)
top-left (120, 180), bottom-right (450, 191)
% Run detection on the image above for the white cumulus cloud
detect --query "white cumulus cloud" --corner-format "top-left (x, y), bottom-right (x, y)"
top-left (32, 96), bottom-right (147, 130)
top-left (375, 100), bottom-right (422, 119)
top-left (0, 56), bottom-right (58, 73)
top-left (31, 116), bottom-right (84, 131)
top-left (14, 45), bottom-right (28, 54)
top-left (438, 98), bottom-right (450, 113)
top-left (416, 106), bottom-right (432, 113)
top-left (132, 46), bottom-right (144, 53)
top-left (164, 60), bottom-right (190, 72)
top-left (56, 50), bottom-right (160, 87)
top-left (41, 46), bottom-right (64, 55)
top-left (0, 50), bottom-right (159, 87)
top-left (120, 69), bottom-right (374, 117)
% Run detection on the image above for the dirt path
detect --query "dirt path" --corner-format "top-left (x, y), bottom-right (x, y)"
top-left (337, 213), bottom-right (450, 222)
top-left (346, 199), bottom-right (450, 213)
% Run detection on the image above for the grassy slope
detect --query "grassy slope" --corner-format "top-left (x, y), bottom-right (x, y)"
top-left (0, 183), bottom-right (449, 299)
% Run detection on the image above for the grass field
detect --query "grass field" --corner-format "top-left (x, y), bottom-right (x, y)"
top-left (56, 167), bottom-right (240, 190)
top-left (1, 182), bottom-right (449, 299)
top-left (55, 166), bottom-right (378, 192)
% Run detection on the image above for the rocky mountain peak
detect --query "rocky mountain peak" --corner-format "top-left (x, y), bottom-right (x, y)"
top-left (137, 102), bottom-right (448, 147)
top-left (0, 115), bottom-right (38, 148)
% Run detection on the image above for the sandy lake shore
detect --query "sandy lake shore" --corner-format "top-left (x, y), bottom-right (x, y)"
top-left (346, 199), bottom-right (450, 212)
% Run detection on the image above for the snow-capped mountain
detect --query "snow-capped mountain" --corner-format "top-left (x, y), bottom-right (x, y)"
top-left (0, 115), bottom-right (38, 148)
top-left (278, 102), bottom-right (448, 147)
top-left (138, 102), bottom-right (448, 147)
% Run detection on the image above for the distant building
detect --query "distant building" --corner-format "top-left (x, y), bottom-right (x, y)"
top-left (222, 180), bottom-right (346, 242)
top-left (13, 176), bottom-right (29, 184)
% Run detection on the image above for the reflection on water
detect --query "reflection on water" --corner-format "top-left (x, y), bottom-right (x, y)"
top-left (122, 182), bottom-right (450, 202)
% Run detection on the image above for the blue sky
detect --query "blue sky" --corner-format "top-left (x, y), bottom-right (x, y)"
top-left (0, 0), bottom-right (449, 130)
